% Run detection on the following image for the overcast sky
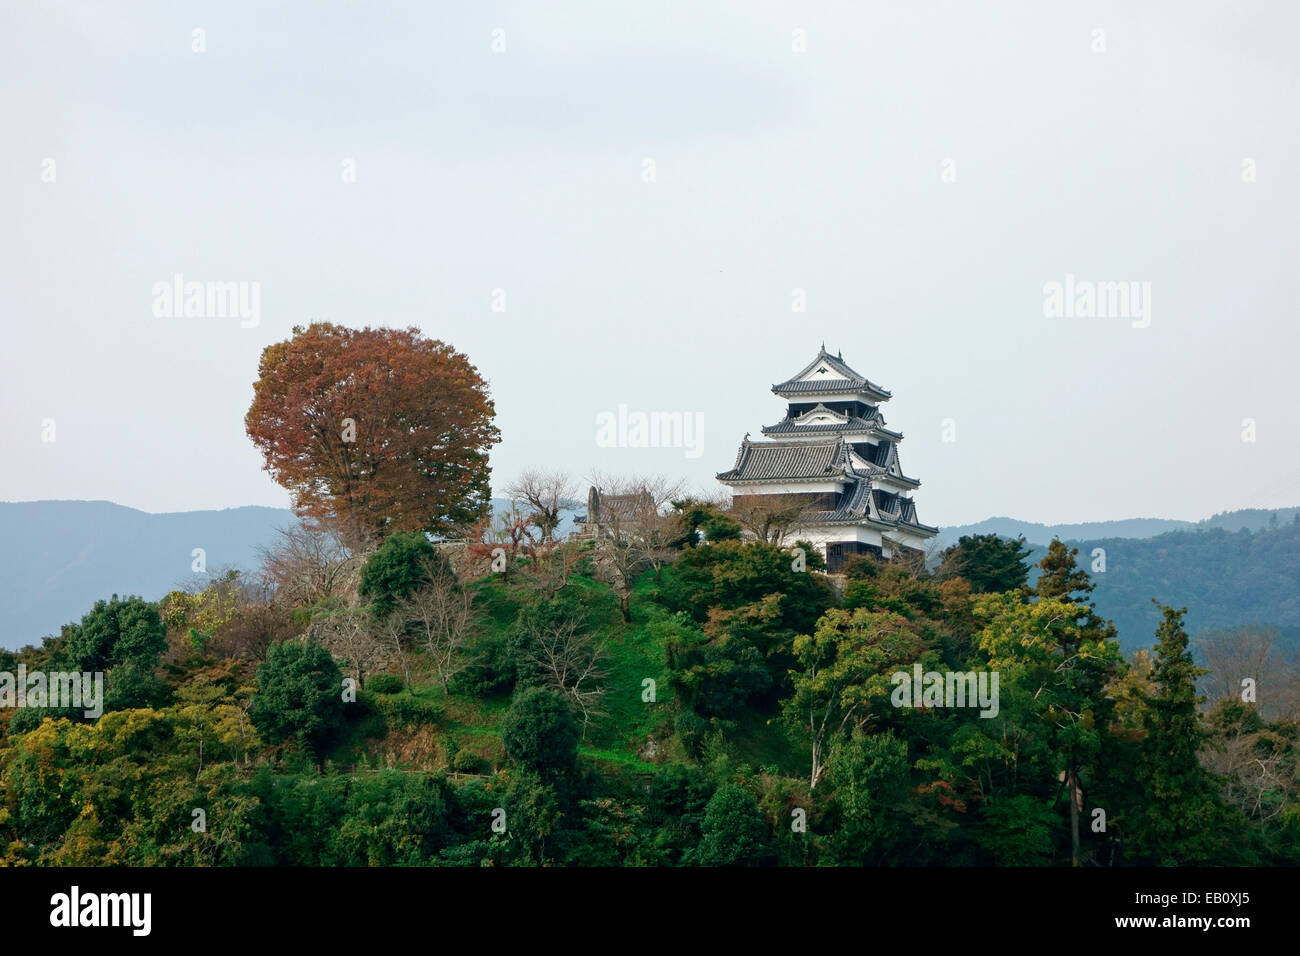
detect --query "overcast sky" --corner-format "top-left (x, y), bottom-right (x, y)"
top-left (2, 1), bottom-right (1297, 528)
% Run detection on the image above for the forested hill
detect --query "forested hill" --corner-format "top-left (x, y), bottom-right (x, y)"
top-left (936, 507), bottom-right (1300, 550)
top-left (1029, 516), bottom-right (1300, 653)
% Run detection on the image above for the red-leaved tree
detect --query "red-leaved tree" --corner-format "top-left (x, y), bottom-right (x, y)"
top-left (245, 323), bottom-right (500, 543)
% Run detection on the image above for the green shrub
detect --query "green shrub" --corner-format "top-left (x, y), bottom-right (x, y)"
top-left (501, 687), bottom-right (579, 778)
top-left (365, 674), bottom-right (403, 695)
top-left (451, 749), bottom-right (490, 774)
top-left (448, 633), bottom-right (515, 697)
top-left (696, 783), bottom-right (774, 867)
top-left (372, 694), bottom-right (443, 729)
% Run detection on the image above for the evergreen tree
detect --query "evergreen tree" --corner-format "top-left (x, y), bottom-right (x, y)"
top-left (501, 687), bottom-right (579, 780)
top-left (936, 534), bottom-right (1032, 594)
top-left (974, 592), bottom-right (1125, 864)
top-left (249, 641), bottom-right (346, 756)
top-left (1032, 538), bottom-right (1095, 603)
top-left (1128, 602), bottom-right (1232, 864)
top-left (358, 531), bottom-right (447, 619)
top-left (695, 784), bottom-right (774, 866)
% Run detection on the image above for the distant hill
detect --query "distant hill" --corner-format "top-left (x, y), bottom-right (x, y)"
top-left (934, 507), bottom-right (1300, 550)
top-left (4, 499), bottom-right (1297, 653)
top-left (0, 498), bottom-right (578, 648)
top-left (0, 501), bottom-right (297, 647)
top-left (931, 508), bottom-right (1300, 653)
top-left (1025, 518), bottom-right (1300, 653)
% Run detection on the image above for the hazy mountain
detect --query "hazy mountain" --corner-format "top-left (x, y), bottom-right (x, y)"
top-left (933, 507), bottom-right (1300, 550)
top-left (0, 498), bottom-right (576, 648)
top-left (4, 499), bottom-right (1296, 652)
top-left (0, 501), bottom-right (297, 647)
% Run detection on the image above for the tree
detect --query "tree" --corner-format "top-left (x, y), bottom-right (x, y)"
top-left (1202, 698), bottom-right (1300, 843)
top-left (402, 555), bottom-right (479, 694)
top-left (585, 473), bottom-right (688, 620)
top-left (695, 784), bottom-right (774, 866)
top-left (62, 595), bottom-right (169, 712)
top-left (663, 539), bottom-right (834, 691)
top-left (501, 688), bottom-right (580, 780)
top-left (161, 573), bottom-right (296, 663)
top-left (505, 470), bottom-right (577, 544)
top-left (358, 531), bottom-right (445, 620)
top-left (257, 518), bottom-right (359, 608)
top-left (936, 534), bottom-right (1032, 594)
top-left (973, 591), bottom-right (1124, 865)
top-left (626, 480), bottom-right (691, 582)
top-left (1128, 602), bottom-right (1232, 864)
top-left (249, 641), bottom-right (346, 756)
top-left (784, 608), bottom-right (925, 789)
top-left (245, 323), bottom-right (500, 541)
top-left (63, 595), bottom-right (167, 674)
top-left (728, 493), bottom-right (813, 546)
top-left (675, 496), bottom-right (743, 545)
top-left (1194, 625), bottom-right (1298, 719)
top-left (1031, 538), bottom-right (1095, 604)
top-left (305, 607), bottom-right (388, 690)
top-left (370, 612), bottom-right (413, 691)
top-left (510, 602), bottom-right (608, 732)
top-left (824, 729), bottom-right (911, 864)
top-left (660, 613), bottom-right (771, 720)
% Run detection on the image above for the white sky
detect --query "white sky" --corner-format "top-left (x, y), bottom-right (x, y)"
top-left (2, 1), bottom-right (1298, 527)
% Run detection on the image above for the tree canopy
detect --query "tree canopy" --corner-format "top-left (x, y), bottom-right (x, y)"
top-left (245, 323), bottom-right (500, 541)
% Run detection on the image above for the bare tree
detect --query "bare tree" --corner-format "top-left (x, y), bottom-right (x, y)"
top-left (161, 566), bottom-right (293, 663)
top-left (625, 476), bottom-right (690, 581)
top-left (515, 608), bottom-right (608, 733)
top-left (258, 518), bottom-right (360, 608)
top-left (459, 501), bottom-right (539, 582)
top-left (403, 555), bottom-right (479, 694)
top-left (1194, 625), bottom-right (1299, 720)
top-left (307, 607), bottom-right (386, 688)
top-left (585, 473), bottom-right (688, 620)
top-left (372, 611), bottom-right (414, 690)
top-left (515, 541), bottom-right (584, 598)
top-left (1202, 699), bottom-right (1298, 823)
top-left (505, 470), bottom-right (578, 544)
top-left (728, 492), bottom-right (815, 545)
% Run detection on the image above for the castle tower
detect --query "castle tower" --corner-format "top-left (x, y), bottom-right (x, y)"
top-left (716, 346), bottom-right (938, 570)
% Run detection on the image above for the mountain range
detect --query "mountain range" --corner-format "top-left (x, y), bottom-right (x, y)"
top-left (3, 499), bottom-right (1297, 652)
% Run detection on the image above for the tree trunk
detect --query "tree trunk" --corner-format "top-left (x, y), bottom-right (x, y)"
top-left (1068, 767), bottom-right (1080, 867)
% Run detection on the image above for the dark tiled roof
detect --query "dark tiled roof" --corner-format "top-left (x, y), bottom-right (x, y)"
top-left (773, 348), bottom-right (891, 399)
top-left (762, 402), bottom-right (882, 435)
top-left (865, 440), bottom-right (893, 467)
top-left (804, 478), bottom-right (874, 522)
top-left (717, 439), bottom-right (849, 482)
top-left (872, 490), bottom-right (934, 531)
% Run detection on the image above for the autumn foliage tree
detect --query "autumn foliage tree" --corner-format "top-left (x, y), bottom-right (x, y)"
top-left (245, 323), bottom-right (500, 543)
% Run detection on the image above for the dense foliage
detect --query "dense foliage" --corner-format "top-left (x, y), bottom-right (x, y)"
top-left (2, 527), bottom-right (1297, 867)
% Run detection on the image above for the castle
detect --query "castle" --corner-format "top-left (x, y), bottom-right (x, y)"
top-left (717, 346), bottom-right (938, 571)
